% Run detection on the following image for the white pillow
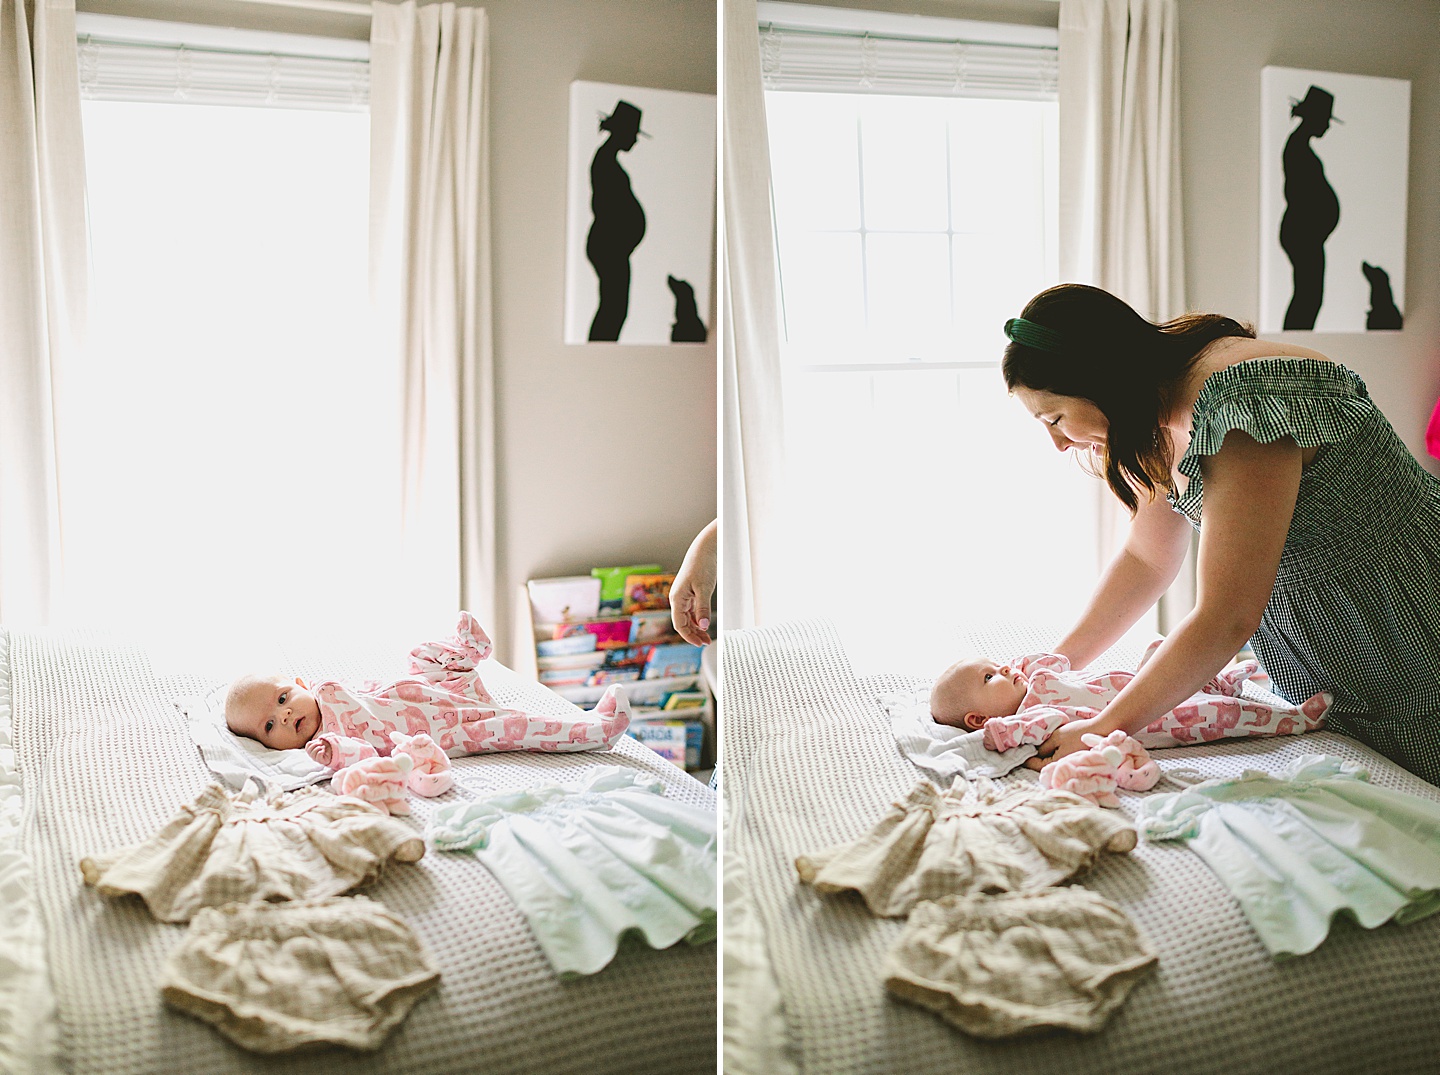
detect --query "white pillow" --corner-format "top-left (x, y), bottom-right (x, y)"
top-left (175, 682), bottom-right (330, 792)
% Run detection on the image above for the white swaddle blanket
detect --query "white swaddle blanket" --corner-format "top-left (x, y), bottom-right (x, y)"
top-left (879, 686), bottom-right (1036, 785)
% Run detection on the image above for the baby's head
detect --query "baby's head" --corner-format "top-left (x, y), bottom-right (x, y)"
top-left (224, 673), bottom-right (321, 750)
top-left (930, 657), bottom-right (1029, 729)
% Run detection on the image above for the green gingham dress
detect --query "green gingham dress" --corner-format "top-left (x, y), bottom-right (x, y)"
top-left (1169, 357), bottom-right (1440, 786)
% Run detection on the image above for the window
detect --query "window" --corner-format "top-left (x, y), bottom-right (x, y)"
top-left (63, 17), bottom-right (408, 643)
top-left (760, 5), bottom-right (1100, 654)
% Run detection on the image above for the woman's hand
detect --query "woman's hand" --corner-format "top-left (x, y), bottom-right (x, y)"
top-left (1024, 715), bottom-right (1105, 771)
top-left (671, 520), bottom-right (718, 647)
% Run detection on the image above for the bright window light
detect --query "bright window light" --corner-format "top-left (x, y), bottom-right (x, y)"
top-left (766, 89), bottom-right (1103, 661)
top-left (65, 99), bottom-right (407, 647)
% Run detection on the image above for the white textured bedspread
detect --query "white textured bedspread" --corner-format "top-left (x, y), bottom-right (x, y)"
top-left (4, 626), bottom-right (716, 1075)
top-left (723, 619), bottom-right (1440, 1075)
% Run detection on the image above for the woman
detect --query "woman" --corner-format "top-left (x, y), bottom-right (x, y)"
top-left (1003, 284), bottom-right (1440, 785)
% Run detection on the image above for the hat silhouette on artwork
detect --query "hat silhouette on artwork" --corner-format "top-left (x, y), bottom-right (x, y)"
top-left (598, 100), bottom-right (651, 139)
top-left (1290, 85), bottom-right (1344, 124)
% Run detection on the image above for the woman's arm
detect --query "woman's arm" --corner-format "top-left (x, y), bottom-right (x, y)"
top-left (1053, 490), bottom-right (1193, 669)
top-left (1034, 431), bottom-right (1303, 762)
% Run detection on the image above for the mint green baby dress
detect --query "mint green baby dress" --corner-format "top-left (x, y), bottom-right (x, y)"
top-left (428, 766), bottom-right (717, 976)
top-left (1136, 755), bottom-right (1440, 957)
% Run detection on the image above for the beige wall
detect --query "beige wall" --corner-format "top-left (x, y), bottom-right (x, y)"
top-left (485, 0), bottom-right (717, 663)
top-left (81, 0), bottom-right (719, 663)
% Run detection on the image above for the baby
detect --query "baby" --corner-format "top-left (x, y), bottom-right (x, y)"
top-left (931, 646), bottom-right (1330, 752)
top-left (225, 612), bottom-right (631, 766)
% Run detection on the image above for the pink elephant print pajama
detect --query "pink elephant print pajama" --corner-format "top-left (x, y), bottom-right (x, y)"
top-left (310, 612), bottom-right (631, 765)
top-left (982, 647), bottom-right (1329, 753)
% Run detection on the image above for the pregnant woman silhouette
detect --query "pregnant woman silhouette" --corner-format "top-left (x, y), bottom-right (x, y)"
top-left (586, 100), bottom-right (648, 342)
top-left (1280, 86), bottom-right (1340, 330)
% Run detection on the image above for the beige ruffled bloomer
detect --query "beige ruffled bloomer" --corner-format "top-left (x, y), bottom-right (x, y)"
top-left (162, 895), bottom-right (441, 1052)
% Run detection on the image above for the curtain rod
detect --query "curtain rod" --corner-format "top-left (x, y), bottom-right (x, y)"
top-left (224, 0), bottom-right (372, 17)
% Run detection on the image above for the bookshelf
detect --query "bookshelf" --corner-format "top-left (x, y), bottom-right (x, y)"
top-left (514, 574), bottom-right (715, 775)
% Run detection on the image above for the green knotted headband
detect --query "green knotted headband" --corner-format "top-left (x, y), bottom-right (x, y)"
top-left (1003, 316), bottom-right (1064, 354)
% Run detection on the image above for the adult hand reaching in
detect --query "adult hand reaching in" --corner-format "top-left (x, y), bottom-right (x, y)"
top-left (671, 519), bottom-right (718, 647)
top-left (1024, 714), bottom-right (1104, 771)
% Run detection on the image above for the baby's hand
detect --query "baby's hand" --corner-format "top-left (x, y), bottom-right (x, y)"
top-left (305, 737), bottom-right (334, 767)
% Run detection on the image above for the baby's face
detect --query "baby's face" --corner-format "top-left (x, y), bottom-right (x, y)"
top-left (930, 658), bottom-right (1029, 729)
top-left (226, 675), bottom-right (322, 750)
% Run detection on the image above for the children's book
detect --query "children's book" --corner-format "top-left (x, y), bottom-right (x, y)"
top-left (589, 667), bottom-right (641, 686)
top-left (629, 609), bottom-right (679, 644)
top-left (622, 573), bottom-right (675, 613)
top-left (527, 576), bottom-right (601, 623)
top-left (661, 690), bottom-right (708, 711)
top-left (591, 564), bottom-right (662, 612)
top-left (629, 719), bottom-right (704, 769)
top-left (538, 668), bottom-right (591, 686)
top-left (601, 643), bottom-right (656, 671)
top-left (643, 642), bottom-right (703, 679)
top-left (536, 633), bottom-right (599, 658)
top-left (536, 651), bottom-right (605, 671)
top-left (554, 619), bottom-right (632, 649)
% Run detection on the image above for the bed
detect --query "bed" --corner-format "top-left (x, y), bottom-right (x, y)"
top-left (721, 618), bottom-right (1440, 1075)
top-left (0, 625), bottom-right (716, 1075)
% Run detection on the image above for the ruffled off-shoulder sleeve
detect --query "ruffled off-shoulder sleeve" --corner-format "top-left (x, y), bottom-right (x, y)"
top-left (1173, 358), bottom-right (1377, 517)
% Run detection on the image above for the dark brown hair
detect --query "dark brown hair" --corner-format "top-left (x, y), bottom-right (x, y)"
top-left (1001, 284), bottom-right (1254, 513)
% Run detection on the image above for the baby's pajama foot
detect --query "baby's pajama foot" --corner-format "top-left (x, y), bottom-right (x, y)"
top-left (409, 611), bottom-right (494, 676)
top-left (332, 753), bottom-right (413, 815)
top-left (389, 731), bottom-right (454, 796)
top-left (590, 684), bottom-right (632, 748)
top-left (1300, 690), bottom-right (1332, 727)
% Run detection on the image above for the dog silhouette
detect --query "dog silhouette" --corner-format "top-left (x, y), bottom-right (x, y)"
top-left (666, 275), bottom-right (708, 343)
top-left (1362, 262), bottom-right (1403, 330)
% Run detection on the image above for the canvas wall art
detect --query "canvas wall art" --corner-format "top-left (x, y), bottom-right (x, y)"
top-left (1259, 66), bottom-right (1410, 333)
top-left (564, 80), bottom-right (717, 345)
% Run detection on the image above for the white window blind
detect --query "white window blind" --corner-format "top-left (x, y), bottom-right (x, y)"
top-left (75, 14), bottom-right (369, 111)
top-left (757, 2), bottom-right (1057, 101)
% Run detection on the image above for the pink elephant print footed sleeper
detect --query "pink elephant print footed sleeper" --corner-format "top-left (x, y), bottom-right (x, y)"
top-left (310, 612), bottom-right (631, 768)
top-left (982, 644), bottom-right (1330, 753)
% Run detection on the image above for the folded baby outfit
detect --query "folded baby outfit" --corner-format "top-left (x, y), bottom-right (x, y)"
top-left (161, 895), bottom-right (440, 1053)
top-left (429, 765), bottom-right (718, 976)
top-left (80, 781), bottom-right (425, 922)
top-left (1137, 754), bottom-right (1440, 957)
top-left (795, 777), bottom-right (1138, 917)
top-left (884, 888), bottom-right (1157, 1038)
top-left (797, 777), bottom-right (1154, 1037)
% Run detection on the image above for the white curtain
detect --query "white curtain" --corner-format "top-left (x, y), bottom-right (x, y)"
top-left (0, 0), bottom-right (87, 626)
top-left (369, 0), bottom-right (495, 631)
top-left (720, 0), bottom-right (786, 630)
top-left (1058, 0), bottom-right (1193, 630)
